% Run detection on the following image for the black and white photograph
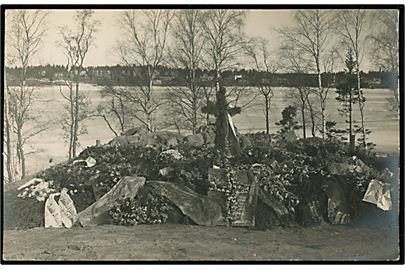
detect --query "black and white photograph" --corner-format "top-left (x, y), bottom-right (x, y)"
top-left (1, 3), bottom-right (403, 262)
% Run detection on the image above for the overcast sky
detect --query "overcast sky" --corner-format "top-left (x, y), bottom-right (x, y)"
top-left (5, 9), bottom-right (388, 71)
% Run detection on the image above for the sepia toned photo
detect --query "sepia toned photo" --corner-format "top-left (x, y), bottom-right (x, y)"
top-left (1, 5), bottom-right (402, 262)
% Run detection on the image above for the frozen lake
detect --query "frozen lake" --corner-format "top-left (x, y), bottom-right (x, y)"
top-left (21, 83), bottom-right (400, 174)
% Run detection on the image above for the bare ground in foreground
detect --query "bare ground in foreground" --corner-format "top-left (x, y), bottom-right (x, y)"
top-left (2, 223), bottom-right (400, 261)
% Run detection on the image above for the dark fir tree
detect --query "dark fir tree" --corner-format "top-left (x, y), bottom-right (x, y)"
top-left (335, 49), bottom-right (358, 146)
top-left (276, 105), bottom-right (301, 137)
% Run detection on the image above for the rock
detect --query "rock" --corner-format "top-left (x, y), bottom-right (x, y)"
top-left (108, 136), bottom-right (129, 147)
top-left (159, 167), bottom-right (173, 176)
top-left (17, 178), bottom-right (43, 191)
top-left (160, 149), bottom-right (183, 160)
top-left (354, 158), bottom-right (370, 174)
top-left (122, 131), bottom-right (183, 147)
top-left (297, 200), bottom-right (326, 227)
top-left (167, 137), bottom-right (178, 147)
top-left (322, 180), bottom-right (351, 224)
top-left (126, 134), bottom-right (143, 145)
top-left (207, 190), bottom-right (227, 209)
top-left (153, 131), bottom-right (183, 146)
top-left (258, 187), bottom-right (289, 217)
top-left (149, 131), bottom-right (183, 146)
top-left (121, 126), bottom-right (148, 136)
top-left (75, 176), bottom-right (146, 226)
top-left (147, 181), bottom-right (225, 226)
top-left (185, 133), bottom-right (205, 147)
top-left (146, 134), bottom-right (159, 146)
top-left (330, 162), bottom-right (351, 175)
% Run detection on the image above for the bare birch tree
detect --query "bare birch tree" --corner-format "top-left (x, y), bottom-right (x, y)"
top-left (59, 10), bottom-right (98, 160)
top-left (4, 43), bottom-right (18, 183)
top-left (4, 10), bottom-right (48, 180)
top-left (95, 85), bottom-right (135, 137)
top-left (280, 44), bottom-right (315, 138)
top-left (167, 10), bottom-right (206, 133)
top-left (200, 10), bottom-right (246, 93)
top-left (244, 37), bottom-right (277, 134)
top-left (368, 9), bottom-right (399, 111)
top-left (278, 9), bottom-right (335, 138)
top-left (117, 10), bottom-right (174, 132)
top-left (335, 9), bottom-right (369, 148)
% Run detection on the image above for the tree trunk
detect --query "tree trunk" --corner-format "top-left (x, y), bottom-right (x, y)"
top-left (14, 71), bottom-right (26, 178)
top-left (317, 67), bottom-right (325, 138)
top-left (146, 113), bottom-right (152, 132)
top-left (146, 76), bottom-right (154, 132)
top-left (349, 86), bottom-right (353, 141)
top-left (72, 81), bottom-right (80, 159)
top-left (356, 68), bottom-right (361, 97)
top-left (69, 84), bottom-right (75, 160)
top-left (191, 68), bottom-right (197, 134)
top-left (301, 104), bottom-right (306, 139)
top-left (14, 69), bottom-right (27, 178)
top-left (264, 93), bottom-right (270, 134)
top-left (4, 82), bottom-right (15, 183)
top-left (358, 100), bottom-right (366, 148)
top-left (357, 69), bottom-right (366, 148)
top-left (306, 100), bottom-right (316, 137)
top-left (119, 98), bottom-right (126, 133)
top-left (320, 107), bottom-right (326, 139)
top-left (393, 66), bottom-right (399, 110)
top-left (5, 113), bottom-right (14, 182)
top-left (216, 68), bottom-right (220, 94)
top-left (204, 88), bottom-right (211, 125)
top-left (16, 125), bottom-right (26, 179)
top-left (310, 113), bottom-right (316, 137)
top-left (215, 87), bottom-right (229, 158)
top-left (192, 105), bottom-right (197, 134)
top-left (68, 85), bottom-right (74, 160)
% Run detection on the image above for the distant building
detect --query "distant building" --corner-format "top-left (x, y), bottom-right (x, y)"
top-left (54, 72), bottom-right (64, 79)
top-left (201, 74), bottom-right (214, 82)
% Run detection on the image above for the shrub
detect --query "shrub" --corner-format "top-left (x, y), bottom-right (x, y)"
top-left (275, 105), bottom-right (301, 137)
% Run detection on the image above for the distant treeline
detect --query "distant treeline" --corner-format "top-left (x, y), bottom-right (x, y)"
top-left (5, 64), bottom-right (396, 89)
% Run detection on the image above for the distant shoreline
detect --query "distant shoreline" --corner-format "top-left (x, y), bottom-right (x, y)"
top-left (5, 78), bottom-right (393, 90)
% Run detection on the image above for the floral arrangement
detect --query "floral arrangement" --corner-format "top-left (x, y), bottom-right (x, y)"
top-left (108, 188), bottom-right (173, 225)
top-left (7, 125), bottom-right (392, 229)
